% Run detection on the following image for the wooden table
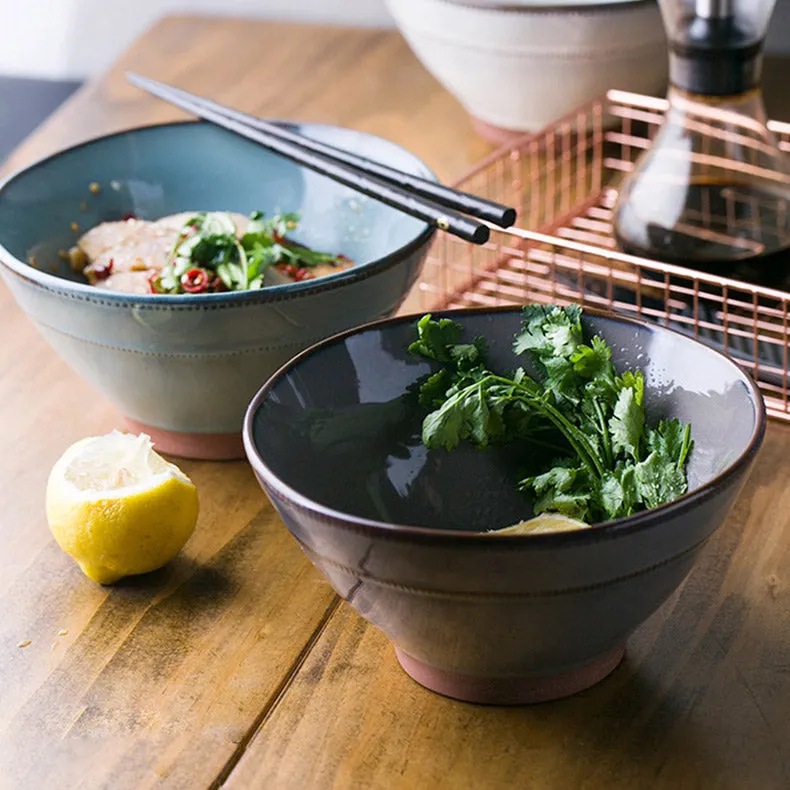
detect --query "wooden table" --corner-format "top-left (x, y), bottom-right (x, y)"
top-left (2, 16), bottom-right (790, 790)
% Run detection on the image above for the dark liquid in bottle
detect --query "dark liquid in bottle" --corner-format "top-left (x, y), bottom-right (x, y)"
top-left (615, 180), bottom-right (790, 290)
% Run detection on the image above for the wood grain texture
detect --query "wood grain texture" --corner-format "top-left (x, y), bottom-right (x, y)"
top-left (222, 426), bottom-right (790, 790)
top-left (0, 16), bottom-right (488, 790)
top-left (1, 16), bottom-right (491, 184)
top-left (3, 14), bottom-right (790, 790)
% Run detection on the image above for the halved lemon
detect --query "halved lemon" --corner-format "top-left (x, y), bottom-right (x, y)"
top-left (490, 513), bottom-right (590, 535)
top-left (45, 431), bottom-right (199, 584)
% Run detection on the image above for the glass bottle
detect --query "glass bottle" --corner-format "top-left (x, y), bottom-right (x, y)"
top-left (613, 0), bottom-right (790, 289)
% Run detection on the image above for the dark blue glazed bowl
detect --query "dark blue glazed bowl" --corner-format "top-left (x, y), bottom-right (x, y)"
top-left (0, 120), bottom-right (435, 458)
top-left (244, 306), bottom-right (766, 704)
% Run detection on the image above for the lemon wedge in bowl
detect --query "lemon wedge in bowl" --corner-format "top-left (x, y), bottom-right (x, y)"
top-left (45, 431), bottom-right (199, 585)
top-left (490, 513), bottom-right (591, 536)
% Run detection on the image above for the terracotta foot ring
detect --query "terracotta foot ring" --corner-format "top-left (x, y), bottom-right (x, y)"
top-left (122, 417), bottom-right (245, 461)
top-left (470, 115), bottom-right (533, 146)
top-left (395, 643), bottom-right (626, 705)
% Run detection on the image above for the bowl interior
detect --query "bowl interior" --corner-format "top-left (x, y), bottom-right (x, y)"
top-left (248, 309), bottom-right (762, 532)
top-left (0, 121), bottom-right (433, 284)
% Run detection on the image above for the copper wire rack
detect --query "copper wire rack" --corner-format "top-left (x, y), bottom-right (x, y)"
top-left (402, 89), bottom-right (790, 422)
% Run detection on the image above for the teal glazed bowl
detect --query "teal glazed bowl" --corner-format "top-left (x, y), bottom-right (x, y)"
top-left (244, 307), bottom-right (766, 705)
top-left (0, 121), bottom-right (435, 459)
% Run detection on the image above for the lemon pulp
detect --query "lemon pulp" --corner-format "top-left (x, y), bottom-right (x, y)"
top-left (491, 513), bottom-right (590, 535)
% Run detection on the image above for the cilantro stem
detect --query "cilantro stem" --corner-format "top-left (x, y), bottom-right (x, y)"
top-left (524, 388), bottom-right (605, 479)
top-left (593, 398), bottom-right (613, 469)
top-left (478, 374), bottom-right (606, 479)
top-left (677, 423), bottom-right (692, 469)
top-left (236, 240), bottom-right (249, 289)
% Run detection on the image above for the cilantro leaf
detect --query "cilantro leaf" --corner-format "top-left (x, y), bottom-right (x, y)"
top-left (634, 450), bottom-right (688, 510)
top-left (542, 355), bottom-right (583, 405)
top-left (520, 463), bottom-right (593, 521)
top-left (524, 464), bottom-right (579, 496)
top-left (646, 419), bottom-right (694, 468)
top-left (417, 370), bottom-right (451, 408)
top-left (408, 314), bottom-right (465, 364)
top-left (421, 380), bottom-right (504, 450)
top-left (513, 303), bottom-right (583, 358)
top-left (618, 370), bottom-right (645, 406)
top-left (422, 395), bottom-right (468, 451)
top-left (609, 386), bottom-right (645, 460)
top-left (598, 466), bottom-right (638, 520)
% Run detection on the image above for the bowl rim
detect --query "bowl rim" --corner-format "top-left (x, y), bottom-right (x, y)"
top-left (243, 304), bottom-right (767, 545)
top-left (0, 119), bottom-right (437, 307)
top-left (394, 0), bottom-right (651, 11)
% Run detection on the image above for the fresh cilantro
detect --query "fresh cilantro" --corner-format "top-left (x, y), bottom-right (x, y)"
top-left (150, 210), bottom-right (350, 294)
top-left (408, 314), bottom-right (465, 363)
top-left (408, 306), bottom-right (694, 524)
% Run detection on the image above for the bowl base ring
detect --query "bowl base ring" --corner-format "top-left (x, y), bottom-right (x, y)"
top-left (122, 417), bottom-right (245, 461)
top-left (394, 643), bottom-right (626, 705)
top-left (470, 115), bottom-right (532, 146)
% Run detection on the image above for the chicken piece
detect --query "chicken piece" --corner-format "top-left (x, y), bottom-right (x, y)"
top-left (78, 218), bottom-right (154, 260)
top-left (91, 270), bottom-right (153, 294)
top-left (78, 218), bottom-right (179, 281)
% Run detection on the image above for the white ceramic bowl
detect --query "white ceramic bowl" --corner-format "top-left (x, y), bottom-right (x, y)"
top-left (386, 0), bottom-right (668, 141)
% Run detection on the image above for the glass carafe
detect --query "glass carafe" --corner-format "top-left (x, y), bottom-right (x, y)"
top-left (613, 0), bottom-right (790, 288)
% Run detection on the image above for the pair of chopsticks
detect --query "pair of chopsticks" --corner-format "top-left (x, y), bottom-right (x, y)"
top-left (126, 73), bottom-right (516, 245)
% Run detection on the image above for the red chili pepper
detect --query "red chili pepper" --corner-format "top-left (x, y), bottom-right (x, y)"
top-left (147, 270), bottom-right (161, 294)
top-left (294, 267), bottom-right (311, 282)
top-left (210, 275), bottom-right (227, 293)
top-left (121, 213), bottom-right (137, 221)
top-left (336, 254), bottom-right (352, 264)
top-left (181, 268), bottom-right (210, 294)
top-left (92, 259), bottom-right (114, 280)
top-left (285, 264), bottom-right (298, 277)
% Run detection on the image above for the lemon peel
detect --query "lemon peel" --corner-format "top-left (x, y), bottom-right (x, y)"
top-left (46, 431), bottom-right (199, 584)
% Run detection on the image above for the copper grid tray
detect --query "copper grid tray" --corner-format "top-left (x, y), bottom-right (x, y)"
top-left (403, 89), bottom-right (790, 422)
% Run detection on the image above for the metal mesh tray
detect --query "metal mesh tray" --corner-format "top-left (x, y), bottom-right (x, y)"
top-left (402, 89), bottom-right (790, 421)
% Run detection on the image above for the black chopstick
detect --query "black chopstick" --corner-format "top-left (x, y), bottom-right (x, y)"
top-left (130, 75), bottom-right (515, 230)
top-left (127, 72), bottom-right (498, 245)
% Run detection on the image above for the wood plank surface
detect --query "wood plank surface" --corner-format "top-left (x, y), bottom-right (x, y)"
top-left (1, 16), bottom-right (492, 184)
top-left (0, 16), bottom-right (489, 790)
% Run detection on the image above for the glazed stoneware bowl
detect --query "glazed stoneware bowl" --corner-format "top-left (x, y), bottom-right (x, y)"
top-left (244, 306), bottom-right (765, 705)
top-left (0, 121), bottom-right (435, 459)
top-left (385, 0), bottom-right (668, 143)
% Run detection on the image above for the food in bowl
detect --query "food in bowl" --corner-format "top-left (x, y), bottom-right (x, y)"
top-left (491, 513), bottom-right (591, 535)
top-left (409, 305), bottom-right (693, 526)
top-left (70, 210), bottom-right (352, 295)
top-left (243, 305), bottom-right (765, 703)
top-left (0, 120), bottom-right (435, 459)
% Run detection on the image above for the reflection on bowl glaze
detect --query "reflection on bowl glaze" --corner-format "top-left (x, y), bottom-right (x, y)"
top-left (244, 306), bottom-right (765, 704)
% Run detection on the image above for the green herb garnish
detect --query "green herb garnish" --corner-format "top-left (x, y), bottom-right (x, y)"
top-left (149, 210), bottom-right (351, 294)
top-left (408, 305), bottom-right (693, 523)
